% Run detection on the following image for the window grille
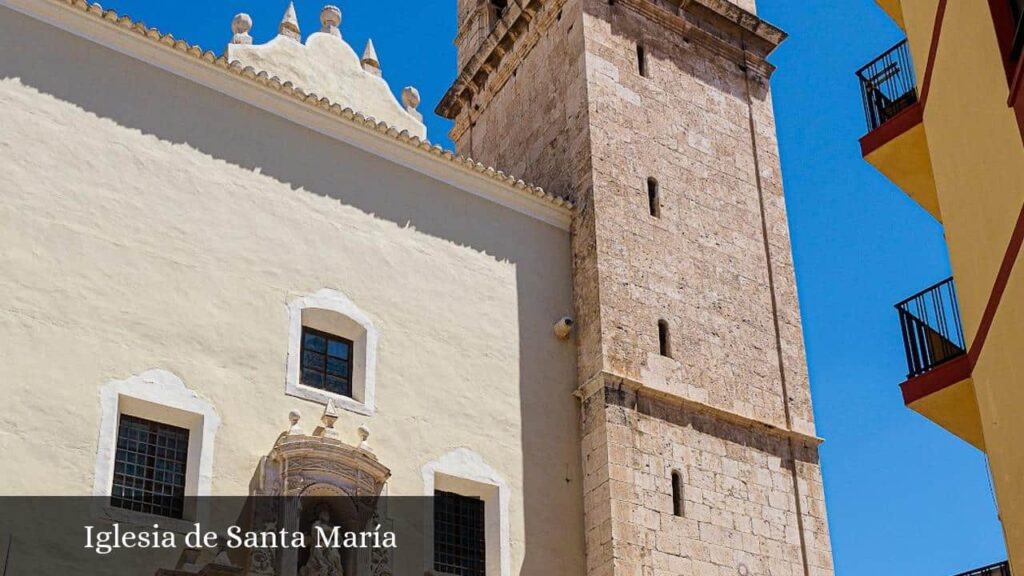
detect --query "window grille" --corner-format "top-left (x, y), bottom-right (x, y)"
top-left (434, 490), bottom-right (486, 576)
top-left (301, 327), bottom-right (354, 397)
top-left (111, 415), bottom-right (189, 519)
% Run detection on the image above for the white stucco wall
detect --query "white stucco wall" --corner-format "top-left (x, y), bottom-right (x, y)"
top-left (0, 6), bottom-right (583, 574)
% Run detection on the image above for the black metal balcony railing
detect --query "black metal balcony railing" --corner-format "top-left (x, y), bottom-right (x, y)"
top-left (896, 277), bottom-right (966, 378)
top-left (857, 39), bottom-right (919, 131)
top-left (955, 561), bottom-right (1012, 576)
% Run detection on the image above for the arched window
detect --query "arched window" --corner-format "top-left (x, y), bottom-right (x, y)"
top-left (637, 43), bottom-right (648, 77)
top-left (94, 369), bottom-right (220, 528)
top-left (658, 319), bottom-right (671, 358)
top-left (647, 177), bottom-right (660, 217)
top-left (671, 470), bottom-right (684, 516)
top-left (423, 448), bottom-right (510, 576)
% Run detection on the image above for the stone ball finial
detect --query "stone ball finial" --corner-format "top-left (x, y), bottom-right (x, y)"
top-left (320, 5), bottom-right (342, 36)
top-left (402, 86), bottom-right (421, 111)
top-left (403, 86), bottom-right (423, 122)
top-left (231, 13), bottom-right (253, 45)
top-left (357, 424), bottom-right (372, 452)
top-left (287, 409), bottom-right (303, 435)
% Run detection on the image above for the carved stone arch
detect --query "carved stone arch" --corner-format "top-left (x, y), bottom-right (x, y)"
top-left (247, 413), bottom-right (391, 576)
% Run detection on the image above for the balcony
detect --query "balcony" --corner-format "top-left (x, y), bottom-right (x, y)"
top-left (857, 40), bottom-right (941, 220)
top-left (955, 562), bottom-right (1012, 576)
top-left (858, 39), bottom-right (919, 132)
top-left (896, 278), bottom-right (984, 449)
top-left (897, 277), bottom-right (965, 377)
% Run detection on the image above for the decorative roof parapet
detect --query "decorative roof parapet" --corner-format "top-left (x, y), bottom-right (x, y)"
top-left (35, 0), bottom-right (574, 219)
top-left (436, 0), bottom-right (788, 120)
top-left (228, 3), bottom-right (427, 139)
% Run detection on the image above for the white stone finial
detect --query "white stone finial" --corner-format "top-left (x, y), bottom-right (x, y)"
top-left (320, 5), bottom-right (342, 36)
top-left (287, 409), bottom-right (303, 435)
top-left (402, 86), bottom-right (423, 122)
top-left (314, 399), bottom-right (340, 438)
top-left (231, 13), bottom-right (253, 45)
top-left (361, 39), bottom-right (381, 77)
top-left (279, 2), bottom-right (301, 41)
top-left (357, 424), bottom-right (372, 452)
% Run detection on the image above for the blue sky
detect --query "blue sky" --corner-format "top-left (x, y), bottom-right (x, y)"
top-left (98, 0), bottom-right (1006, 573)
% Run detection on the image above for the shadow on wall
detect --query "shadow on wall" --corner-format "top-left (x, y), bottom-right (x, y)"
top-left (0, 5), bottom-right (585, 574)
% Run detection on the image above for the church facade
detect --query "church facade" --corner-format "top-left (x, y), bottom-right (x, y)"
top-left (0, 0), bottom-right (834, 575)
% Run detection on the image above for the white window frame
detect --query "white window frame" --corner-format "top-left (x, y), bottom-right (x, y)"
top-left (422, 448), bottom-right (510, 576)
top-left (286, 288), bottom-right (378, 416)
top-left (92, 369), bottom-right (220, 532)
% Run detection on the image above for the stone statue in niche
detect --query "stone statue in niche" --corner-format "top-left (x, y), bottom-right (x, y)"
top-left (300, 504), bottom-right (346, 576)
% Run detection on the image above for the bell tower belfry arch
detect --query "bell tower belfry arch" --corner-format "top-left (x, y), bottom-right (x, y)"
top-left (438, 1), bottom-right (836, 575)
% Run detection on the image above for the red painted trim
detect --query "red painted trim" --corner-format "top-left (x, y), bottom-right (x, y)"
top-left (967, 201), bottom-right (1024, 363)
top-left (859, 101), bottom-right (924, 157)
top-left (901, 354), bottom-right (973, 405)
top-left (918, 0), bottom-right (949, 109)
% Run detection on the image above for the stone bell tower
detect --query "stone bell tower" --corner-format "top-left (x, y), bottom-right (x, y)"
top-left (438, 0), bottom-right (835, 575)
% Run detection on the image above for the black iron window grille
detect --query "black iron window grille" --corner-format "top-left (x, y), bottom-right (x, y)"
top-left (434, 490), bottom-right (486, 576)
top-left (954, 561), bottom-right (1012, 576)
top-left (896, 276), bottom-right (966, 378)
top-left (300, 327), bottom-right (353, 397)
top-left (111, 415), bottom-right (189, 519)
top-left (857, 39), bottom-right (918, 131)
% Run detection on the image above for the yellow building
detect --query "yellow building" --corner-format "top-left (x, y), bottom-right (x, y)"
top-left (858, 0), bottom-right (1024, 572)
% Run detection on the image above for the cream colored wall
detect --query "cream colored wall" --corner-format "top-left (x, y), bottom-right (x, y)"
top-left (897, 0), bottom-right (1024, 569)
top-left (0, 6), bottom-right (583, 574)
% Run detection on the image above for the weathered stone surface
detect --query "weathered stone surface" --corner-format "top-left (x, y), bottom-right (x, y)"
top-left (447, 0), bottom-right (834, 574)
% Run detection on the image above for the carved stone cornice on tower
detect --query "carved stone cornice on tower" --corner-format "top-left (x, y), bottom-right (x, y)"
top-left (436, 0), bottom-right (787, 125)
top-left (574, 371), bottom-right (824, 448)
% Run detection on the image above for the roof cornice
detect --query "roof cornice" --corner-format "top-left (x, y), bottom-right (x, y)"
top-left (1, 0), bottom-right (573, 229)
top-left (436, 0), bottom-right (787, 120)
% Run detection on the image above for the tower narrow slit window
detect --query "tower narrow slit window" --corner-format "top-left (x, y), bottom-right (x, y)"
top-left (434, 490), bottom-right (486, 576)
top-left (637, 43), bottom-right (648, 77)
top-left (647, 177), bottom-right (660, 217)
top-left (111, 415), bottom-right (189, 519)
top-left (671, 470), bottom-right (684, 516)
top-left (658, 319), bottom-right (671, 358)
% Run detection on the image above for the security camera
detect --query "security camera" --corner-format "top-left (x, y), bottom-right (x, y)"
top-left (553, 316), bottom-right (575, 340)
